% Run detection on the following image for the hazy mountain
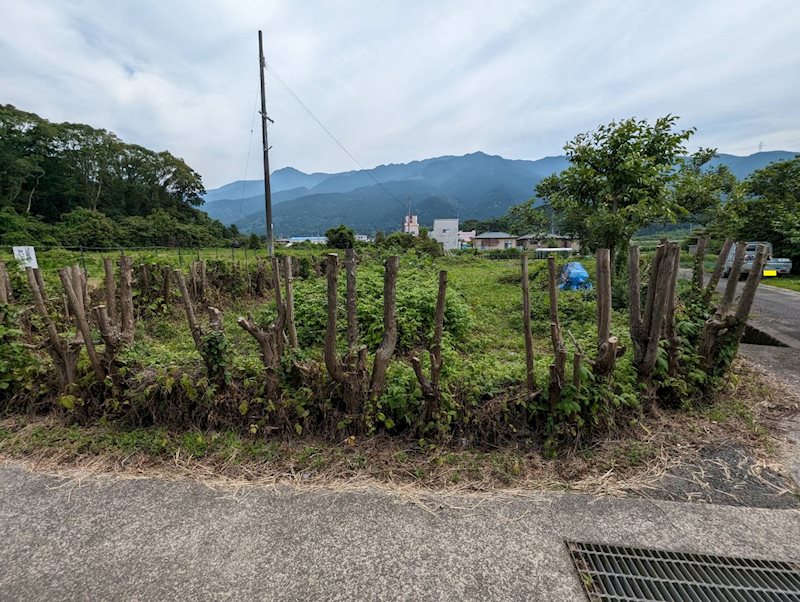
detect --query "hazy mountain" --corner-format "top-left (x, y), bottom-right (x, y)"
top-left (201, 150), bottom-right (797, 235)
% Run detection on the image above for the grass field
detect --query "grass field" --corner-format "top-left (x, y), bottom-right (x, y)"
top-left (761, 275), bottom-right (800, 293)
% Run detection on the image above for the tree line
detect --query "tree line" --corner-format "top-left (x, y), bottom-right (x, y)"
top-left (0, 104), bottom-right (237, 248)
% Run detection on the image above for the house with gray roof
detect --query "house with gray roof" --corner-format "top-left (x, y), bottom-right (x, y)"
top-left (473, 231), bottom-right (517, 251)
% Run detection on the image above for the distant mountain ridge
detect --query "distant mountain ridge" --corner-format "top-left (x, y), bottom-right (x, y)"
top-left (201, 150), bottom-right (797, 236)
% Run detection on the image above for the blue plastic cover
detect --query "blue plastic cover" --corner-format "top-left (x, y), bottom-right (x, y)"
top-left (558, 261), bottom-right (592, 290)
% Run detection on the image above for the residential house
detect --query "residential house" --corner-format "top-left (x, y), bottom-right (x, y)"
top-left (431, 218), bottom-right (459, 251)
top-left (473, 231), bottom-right (517, 251)
top-left (516, 233), bottom-right (580, 252)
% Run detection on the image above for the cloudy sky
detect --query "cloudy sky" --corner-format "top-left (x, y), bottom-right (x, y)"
top-left (2, 0), bottom-right (799, 188)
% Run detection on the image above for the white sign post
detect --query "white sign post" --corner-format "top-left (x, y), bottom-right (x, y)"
top-left (12, 246), bottom-right (38, 270)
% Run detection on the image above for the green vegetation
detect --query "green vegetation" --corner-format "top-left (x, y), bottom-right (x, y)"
top-left (760, 275), bottom-right (800, 293)
top-left (0, 104), bottom-right (237, 247)
top-left (535, 115), bottom-right (695, 260)
top-left (324, 224), bottom-right (355, 249)
top-left (707, 155), bottom-right (800, 269)
top-left (0, 243), bottom-right (741, 451)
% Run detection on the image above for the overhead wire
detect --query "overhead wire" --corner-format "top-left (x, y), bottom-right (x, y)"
top-left (264, 61), bottom-right (407, 210)
top-left (238, 88), bottom-right (260, 218)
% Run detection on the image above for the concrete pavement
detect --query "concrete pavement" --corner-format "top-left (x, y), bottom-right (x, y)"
top-left (0, 461), bottom-right (798, 601)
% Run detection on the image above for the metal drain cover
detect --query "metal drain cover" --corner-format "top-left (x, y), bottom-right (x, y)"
top-left (568, 542), bottom-right (800, 601)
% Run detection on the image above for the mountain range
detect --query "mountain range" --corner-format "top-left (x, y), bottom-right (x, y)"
top-left (201, 150), bottom-right (797, 235)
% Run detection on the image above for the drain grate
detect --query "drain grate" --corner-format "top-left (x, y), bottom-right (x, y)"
top-left (568, 542), bottom-right (800, 601)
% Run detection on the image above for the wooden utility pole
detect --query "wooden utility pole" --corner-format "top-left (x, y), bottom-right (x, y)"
top-left (258, 30), bottom-right (274, 256)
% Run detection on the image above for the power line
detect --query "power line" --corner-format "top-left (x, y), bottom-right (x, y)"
top-left (238, 88), bottom-right (261, 218)
top-left (264, 61), bottom-right (407, 210)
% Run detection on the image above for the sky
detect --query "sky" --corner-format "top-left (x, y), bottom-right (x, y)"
top-left (2, 0), bottom-right (799, 189)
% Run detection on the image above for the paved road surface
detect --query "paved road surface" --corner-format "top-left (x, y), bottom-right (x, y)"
top-left (0, 462), bottom-right (798, 601)
top-left (693, 270), bottom-right (800, 347)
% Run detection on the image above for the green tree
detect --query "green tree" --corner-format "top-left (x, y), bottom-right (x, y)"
top-left (325, 224), bottom-right (355, 249)
top-left (671, 148), bottom-right (738, 227)
top-left (711, 156), bottom-right (800, 270)
top-left (56, 207), bottom-right (117, 247)
top-left (248, 232), bottom-right (261, 249)
top-left (536, 115), bottom-right (695, 259)
top-left (503, 199), bottom-right (551, 235)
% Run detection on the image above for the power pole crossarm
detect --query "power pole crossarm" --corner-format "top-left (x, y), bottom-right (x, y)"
top-left (258, 30), bottom-right (275, 256)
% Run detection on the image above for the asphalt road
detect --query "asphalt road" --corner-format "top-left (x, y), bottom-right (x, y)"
top-left (744, 281), bottom-right (800, 346)
top-left (0, 462), bottom-right (798, 601)
top-left (678, 268), bottom-right (800, 348)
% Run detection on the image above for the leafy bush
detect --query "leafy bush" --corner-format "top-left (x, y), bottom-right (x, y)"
top-left (485, 248), bottom-right (522, 260)
top-left (289, 262), bottom-right (472, 351)
top-left (0, 305), bottom-right (41, 407)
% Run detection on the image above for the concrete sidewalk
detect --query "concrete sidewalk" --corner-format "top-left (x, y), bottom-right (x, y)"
top-left (0, 462), bottom-right (798, 601)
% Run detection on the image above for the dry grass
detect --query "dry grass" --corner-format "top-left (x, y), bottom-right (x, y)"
top-left (1, 359), bottom-right (798, 500)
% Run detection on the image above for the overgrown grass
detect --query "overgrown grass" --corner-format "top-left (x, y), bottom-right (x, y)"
top-left (761, 275), bottom-right (800, 293)
top-left (1, 361), bottom-right (793, 494)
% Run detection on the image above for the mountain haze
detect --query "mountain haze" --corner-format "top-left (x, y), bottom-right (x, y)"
top-left (201, 151), bottom-right (797, 235)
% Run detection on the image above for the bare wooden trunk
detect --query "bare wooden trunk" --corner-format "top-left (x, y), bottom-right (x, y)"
top-left (704, 239), bottom-right (733, 306)
top-left (630, 242), bottom-right (679, 389)
top-left (345, 248), bottom-right (359, 350)
top-left (411, 269), bottom-right (448, 423)
top-left (369, 256), bottom-right (400, 400)
top-left (699, 243), bottom-right (768, 371)
top-left (94, 304), bottom-right (122, 385)
top-left (103, 257), bottom-right (117, 322)
top-left (628, 245), bottom-right (643, 365)
top-left (161, 266), bottom-right (172, 306)
top-left (594, 248), bottom-right (618, 376)
top-left (520, 255), bottom-right (536, 391)
top-left (175, 269), bottom-right (203, 351)
top-left (200, 260), bottom-right (208, 300)
top-left (572, 353), bottom-right (583, 396)
top-left (118, 256), bottom-right (134, 343)
top-left (26, 267), bottom-right (76, 389)
top-left (718, 241), bottom-right (746, 316)
top-left (59, 268), bottom-right (106, 382)
top-left (238, 316), bottom-right (281, 400)
top-left (323, 253), bottom-right (347, 385)
top-left (664, 243), bottom-right (681, 377)
top-left (0, 261), bottom-right (10, 304)
top-left (281, 255), bottom-right (298, 349)
top-left (547, 257), bottom-right (567, 408)
top-left (189, 261), bottom-right (198, 301)
top-left (692, 237), bottom-right (708, 290)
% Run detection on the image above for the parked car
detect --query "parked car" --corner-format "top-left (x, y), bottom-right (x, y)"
top-left (722, 242), bottom-right (792, 279)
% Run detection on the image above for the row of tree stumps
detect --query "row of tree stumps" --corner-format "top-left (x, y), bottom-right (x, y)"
top-left (22, 258), bottom-right (136, 392)
top-left (519, 252), bottom-right (622, 410)
top-left (517, 239), bottom-right (766, 409)
top-left (237, 250), bottom-right (445, 428)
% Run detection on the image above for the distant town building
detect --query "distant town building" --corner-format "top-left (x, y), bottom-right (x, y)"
top-left (403, 213), bottom-right (419, 236)
top-left (355, 234), bottom-right (370, 243)
top-left (288, 236), bottom-right (327, 245)
top-left (458, 230), bottom-right (477, 246)
top-left (516, 233), bottom-right (580, 252)
top-left (431, 219), bottom-right (459, 251)
top-left (473, 232), bottom-right (517, 251)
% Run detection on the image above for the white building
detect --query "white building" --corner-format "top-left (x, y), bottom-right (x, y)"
top-left (403, 214), bottom-right (419, 236)
top-left (431, 219), bottom-right (460, 251)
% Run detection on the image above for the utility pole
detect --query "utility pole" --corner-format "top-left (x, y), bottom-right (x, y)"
top-left (258, 30), bottom-right (274, 256)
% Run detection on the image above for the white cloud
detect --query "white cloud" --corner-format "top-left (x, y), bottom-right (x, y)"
top-left (1, 0), bottom-right (798, 188)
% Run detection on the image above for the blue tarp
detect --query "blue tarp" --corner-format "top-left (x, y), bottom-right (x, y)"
top-left (558, 261), bottom-right (592, 291)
